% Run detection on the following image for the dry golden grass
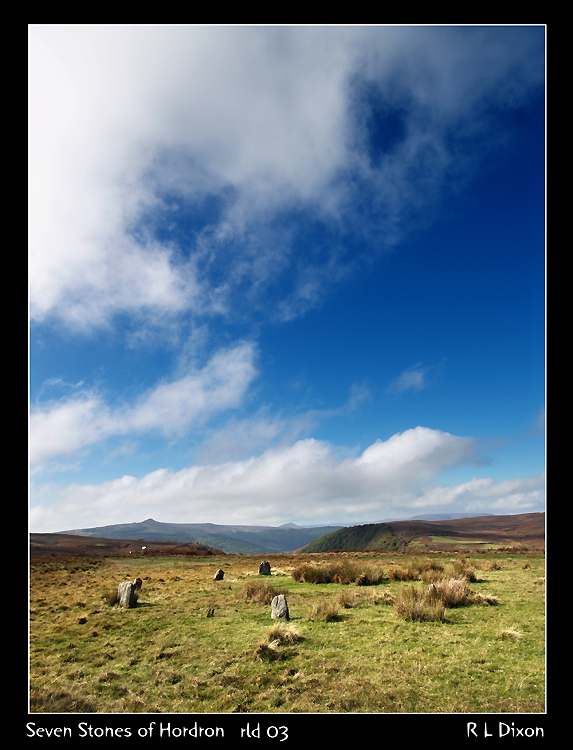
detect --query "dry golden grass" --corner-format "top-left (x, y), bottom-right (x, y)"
top-left (29, 550), bottom-right (545, 714)
top-left (309, 599), bottom-right (341, 622)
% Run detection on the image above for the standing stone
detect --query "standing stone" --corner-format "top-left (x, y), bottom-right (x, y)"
top-left (133, 577), bottom-right (143, 591)
top-left (117, 581), bottom-right (137, 608)
top-left (258, 561), bottom-right (271, 576)
top-left (213, 569), bottom-right (224, 580)
top-left (271, 594), bottom-right (289, 621)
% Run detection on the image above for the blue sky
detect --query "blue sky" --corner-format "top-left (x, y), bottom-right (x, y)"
top-left (29, 25), bottom-right (545, 532)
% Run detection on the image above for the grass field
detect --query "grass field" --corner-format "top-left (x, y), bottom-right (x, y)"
top-left (29, 550), bottom-right (545, 714)
top-left (423, 537), bottom-right (509, 548)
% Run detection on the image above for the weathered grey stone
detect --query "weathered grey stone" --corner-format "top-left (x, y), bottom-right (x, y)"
top-left (133, 577), bottom-right (143, 591)
top-left (271, 594), bottom-right (289, 621)
top-left (213, 568), bottom-right (224, 580)
top-left (118, 580), bottom-right (137, 608)
top-left (203, 605), bottom-right (215, 618)
top-left (258, 560), bottom-right (271, 576)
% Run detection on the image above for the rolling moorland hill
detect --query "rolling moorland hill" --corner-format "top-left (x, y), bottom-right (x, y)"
top-left (38, 512), bottom-right (546, 557)
top-left (297, 512), bottom-right (545, 553)
top-left (55, 518), bottom-right (343, 554)
top-left (29, 533), bottom-right (225, 560)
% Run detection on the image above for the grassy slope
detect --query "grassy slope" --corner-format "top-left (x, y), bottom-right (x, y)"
top-left (301, 523), bottom-right (400, 552)
top-left (299, 513), bottom-right (545, 553)
top-left (29, 551), bottom-right (545, 714)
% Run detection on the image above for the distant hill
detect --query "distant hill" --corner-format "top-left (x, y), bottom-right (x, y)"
top-left (57, 518), bottom-right (343, 554)
top-left (298, 512), bottom-right (545, 552)
top-left (404, 512), bottom-right (492, 522)
top-left (29, 533), bottom-right (224, 559)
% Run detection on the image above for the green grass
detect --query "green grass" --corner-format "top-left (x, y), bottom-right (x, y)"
top-left (423, 536), bottom-right (511, 549)
top-left (428, 536), bottom-right (488, 544)
top-left (29, 551), bottom-right (545, 713)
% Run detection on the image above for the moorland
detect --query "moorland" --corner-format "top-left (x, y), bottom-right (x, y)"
top-left (29, 536), bottom-right (545, 714)
top-left (49, 511), bottom-right (545, 555)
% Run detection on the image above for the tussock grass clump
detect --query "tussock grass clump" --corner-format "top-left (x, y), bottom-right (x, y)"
top-left (254, 624), bottom-right (302, 661)
top-left (426, 577), bottom-right (472, 608)
top-left (336, 590), bottom-right (358, 608)
top-left (354, 565), bottom-right (387, 586)
top-left (387, 558), bottom-right (446, 583)
top-left (253, 639), bottom-right (281, 661)
top-left (292, 561), bottom-right (356, 584)
top-left (310, 600), bottom-right (341, 622)
top-left (394, 574), bottom-right (496, 621)
top-left (266, 624), bottom-right (302, 645)
top-left (471, 592), bottom-right (500, 606)
top-left (291, 561), bottom-right (386, 586)
top-left (386, 565), bottom-right (419, 582)
top-left (449, 557), bottom-right (478, 582)
top-left (240, 580), bottom-right (286, 604)
top-left (369, 590), bottom-right (396, 606)
top-left (394, 586), bottom-right (447, 622)
top-left (421, 559), bottom-right (478, 584)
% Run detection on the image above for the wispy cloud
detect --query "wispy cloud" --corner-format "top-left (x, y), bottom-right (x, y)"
top-left (197, 381), bottom-right (371, 463)
top-left (30, 342), bottom-right (257, 469)
top-left (387, 362), bottom-right (445, 394)
top-left (388, 364), bottom-right (429, 394)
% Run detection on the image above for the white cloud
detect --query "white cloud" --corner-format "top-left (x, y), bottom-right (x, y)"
top-left (414, 474), bottom-right (546, 514)
top-left (29, 25), bottom-right (544, 333)
top-left (28, 26), bottom-right (354, 330)
top-left (28, 27), bottom-right (545, 533)
top-left (388, 364), bottom-right (428, 393)
top-left (30, 426), bottom-right (546, 533)
top-left (387, 359), bottom-right (450, 394)
top-left (30, 341), bottom-right (257, 469)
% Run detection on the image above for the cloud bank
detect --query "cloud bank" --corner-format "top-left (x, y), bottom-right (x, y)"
top-left (30, 427), bottom-right (544, 532)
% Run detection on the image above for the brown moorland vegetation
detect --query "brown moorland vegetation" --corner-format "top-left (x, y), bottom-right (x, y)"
top-left (300, 513), bottom-right (545, 553)
top-left (29, 543), bottom-right (545, 714)
top-left (30, 533), bottom-right (224, 559)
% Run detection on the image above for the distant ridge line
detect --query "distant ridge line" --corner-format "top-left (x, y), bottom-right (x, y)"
top-left (51, 512), bottom-right (545, 555)
top-left (56, 518), bottom-right (344, 555)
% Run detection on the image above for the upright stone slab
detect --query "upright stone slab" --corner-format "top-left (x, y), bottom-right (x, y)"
top-left (258, 561), bottom-right (271, 576)
top-left (118, 581), bottom-right (137, 608)
top-left (213, 569), bottom-right (224, 580)
top-left (133, 577), bottom-right (143, 591)
top-left (271, 594), bottom-right (289, 621)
